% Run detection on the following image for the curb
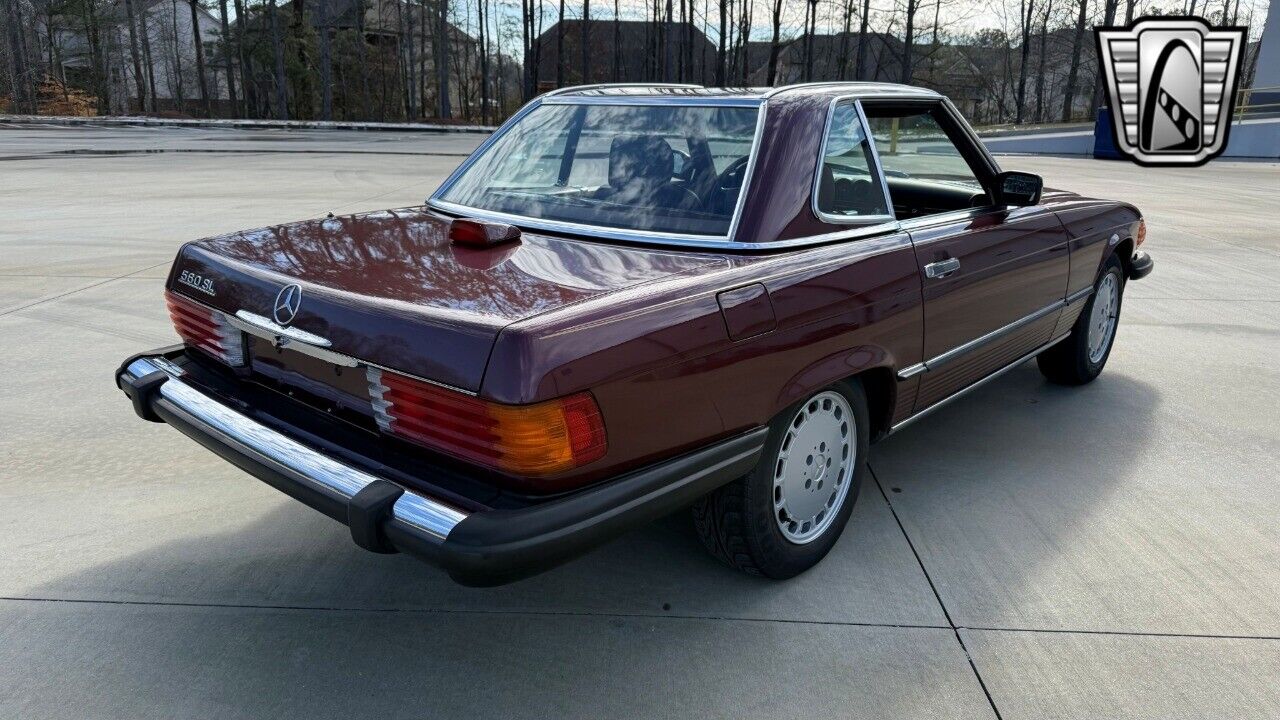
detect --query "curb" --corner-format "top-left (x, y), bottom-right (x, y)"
top-left (0, 114), bottom-right (497, 133)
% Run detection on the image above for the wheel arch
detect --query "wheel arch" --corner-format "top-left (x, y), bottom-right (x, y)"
top-left (1112, 237), bottom-right (1135, 277)
top-left (773, 345), bottom-right (899, 440)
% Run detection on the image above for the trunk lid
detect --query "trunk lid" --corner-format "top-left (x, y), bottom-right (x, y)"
top-left (169, 208), bottom-right (725, 392)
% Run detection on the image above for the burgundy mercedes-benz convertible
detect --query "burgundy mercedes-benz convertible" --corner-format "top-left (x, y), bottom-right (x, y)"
top-left (117, 83), bottom-right (1153, 585)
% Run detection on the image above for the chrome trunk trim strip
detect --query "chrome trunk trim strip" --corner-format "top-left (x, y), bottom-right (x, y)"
top-left (231, 310), bottom-right (336, 349)
top-left (122, 357), bottom-right (469, 541)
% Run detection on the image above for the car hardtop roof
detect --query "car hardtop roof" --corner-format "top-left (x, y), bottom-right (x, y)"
top-left (544, 82), bottom-right (943, 102)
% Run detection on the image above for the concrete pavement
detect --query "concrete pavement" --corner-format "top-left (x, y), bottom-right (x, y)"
top-left (1, 125), bottom-right (1277, 719)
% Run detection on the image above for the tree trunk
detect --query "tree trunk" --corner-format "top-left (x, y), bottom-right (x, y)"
top-left (900, 0), bottom-right (918, 83)
top-left (268, 0), bottom-right (289, 119)
top-left (478, 0), bottom-right (490, 123)
top-left (766, 0), bottom-right (782, 85)
top-left (189, 0), bottom-right (211, 116)
top-left (581, 0), bottom-right (589, 83)
top-left (716, 0), bottom-right (726, 84)
top-left (419, 0), bottom-right (428, 117)
top-left (614, 0), bottom-right (621, 81)
top-left (1089, 0), bottom-right (1118, 116)
top-left (139, 4), bottom-right (159, 111)
top-left (124, 0), bottom-right (148, 112)
top-left (555, 0), bottom-right (564, 87)
top-left (356, 0), bottom-right (370, 120)
top-left (1034, 0), bottom-right (1051, 122)
top-left (1015, 0), bottom-right (1035, 123)
top-left (215, 0), bottom-right (237, 114)
top-left (1059, 0), bottom-right (1087, 121)
top-left (854, 0), bottom-right (870, 79)
top-left (3, 0), bottom-right (35, 113)
top-left (437, 0), bottom-right (451, 117)
top-left (232, 0), bottom-right (251, 116)
top-left (318, 0), bottom-right (332, 119)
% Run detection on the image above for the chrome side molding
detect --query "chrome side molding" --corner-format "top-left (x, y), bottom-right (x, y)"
top-left (889, 331), bottom-right (1072, 434)
top-left (896, 293), bottom-right (1088, 381)
top-left (121, 357), bottom-right (468, 541)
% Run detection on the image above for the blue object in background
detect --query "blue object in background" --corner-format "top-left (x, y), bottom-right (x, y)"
top-left (1093, 107), bottom-right (1123, 159)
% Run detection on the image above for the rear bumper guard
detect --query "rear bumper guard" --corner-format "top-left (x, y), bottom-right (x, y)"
top-left (117, 350), bottom-right (767, 586)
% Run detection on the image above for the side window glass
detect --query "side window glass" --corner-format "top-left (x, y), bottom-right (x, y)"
top-left (864, 110), bottom-right (990, 219)
top-left (816, 104), bottom-right (890, 220)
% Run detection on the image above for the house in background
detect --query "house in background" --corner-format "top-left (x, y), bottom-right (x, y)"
top-left (47, 0), bottom-right (229, 115)
top-left (535, 19), bottom-right (715, 91)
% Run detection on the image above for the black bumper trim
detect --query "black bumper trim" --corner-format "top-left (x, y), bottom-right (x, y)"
top-left (1128, 250), bottom-right (1154, 280)
top-left (118, 349), bottom-right (768, 586)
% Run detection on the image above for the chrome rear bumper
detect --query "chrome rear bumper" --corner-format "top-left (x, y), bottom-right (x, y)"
top-left (116, 348), bottom-right (768, 585)
top-left (118, 355), bottom-right (468, 544)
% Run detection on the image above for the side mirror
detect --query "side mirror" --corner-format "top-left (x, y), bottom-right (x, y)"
top-left (996, 171), bottom-right (1043, 206)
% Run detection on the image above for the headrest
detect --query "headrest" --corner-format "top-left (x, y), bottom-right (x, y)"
top-left (608, 135), bottom-right (674, 189)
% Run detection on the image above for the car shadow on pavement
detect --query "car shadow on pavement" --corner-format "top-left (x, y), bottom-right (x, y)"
top-left (867, 362), bottom-right (1163, 631)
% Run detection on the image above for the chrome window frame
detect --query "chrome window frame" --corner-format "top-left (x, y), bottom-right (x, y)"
top-left (427, 95), bottom-right (769, 248)
top-left (810, 97), bottom-right (896, 226)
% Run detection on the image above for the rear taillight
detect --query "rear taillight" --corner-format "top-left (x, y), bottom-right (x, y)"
top-left (367, 367), bottom-right (606, 477)
top-left (166, 290), bottom-right (245, 367)
top-left (1136, 219), bottom-right (1147, 246)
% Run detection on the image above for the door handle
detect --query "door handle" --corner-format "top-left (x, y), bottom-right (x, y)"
top-left (924, 258), bottom-right (961, 279)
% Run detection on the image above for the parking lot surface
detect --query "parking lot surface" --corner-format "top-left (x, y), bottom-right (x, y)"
top-left (1, 124), bottom-right (1277, 719)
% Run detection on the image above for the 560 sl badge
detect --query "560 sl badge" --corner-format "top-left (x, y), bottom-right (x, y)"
top-left (177, 270), bottom-right (217, 296)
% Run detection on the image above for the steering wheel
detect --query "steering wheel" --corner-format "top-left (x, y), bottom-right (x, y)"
top-left (706, 155), bottom-right (751, 214)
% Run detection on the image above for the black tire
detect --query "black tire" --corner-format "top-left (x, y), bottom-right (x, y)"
top-left (1037, 253), bottom-right (1126, 385)
top-left (692, 380), bottom-right (869, 579)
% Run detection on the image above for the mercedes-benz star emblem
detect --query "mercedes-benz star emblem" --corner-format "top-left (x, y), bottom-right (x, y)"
top-left (273, 284), bottom-right (303, 326)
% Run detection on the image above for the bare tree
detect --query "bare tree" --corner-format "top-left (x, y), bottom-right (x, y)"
top-left (716, 0), bottom-right (726, 83)
top-left (854, 0), bottom-right (871, 79)
top-left (1059, 0), bottom-right (1087, 121)
top-left (581, 0), bottom-right (589, 83)
top-left (268, 0), bottom-right (288, 118)
top-left (437, 0), bottom-right (452, 117)
top-left (478, 0), bottom-right (490, 122)
top-left (215, 0), bottom-right (236, 113)
top-left (232, 0), bottom-right (250, 115)
top-left (555, 0), bottom-right (564, 86)
top-left (318, 0), bottom-right (333, 119)
top-left (188, 0), bottom-right (211, 115)
top-left (124, 0), bottom-right (148, 111)
top-left (766, 0), bottom-right (783, 84)
top-left (1033, 0), bottom-right (1053, 122)
top-left (900, 0), bottom-right (922, 83)
top-left (4, 0), bottom-right (37, 113)
top-left (1015, 0), bottom-right (1036, 123)
top-left (803, 0), bottom-right (818, 81)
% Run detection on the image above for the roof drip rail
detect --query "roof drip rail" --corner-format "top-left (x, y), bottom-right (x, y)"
top-left (543, 83), bottom-right (703, 97)
top-left (763, 81), bottom-right (939, 98)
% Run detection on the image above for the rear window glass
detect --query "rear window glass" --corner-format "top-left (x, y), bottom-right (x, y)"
top-left (436, 103), bottom-right (761, 237)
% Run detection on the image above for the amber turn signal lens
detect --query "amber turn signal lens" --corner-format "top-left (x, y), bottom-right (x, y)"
top-left (367, 368), bottom-right (606, 477)
top-left (1136, 219), bottom-right (1147, 246)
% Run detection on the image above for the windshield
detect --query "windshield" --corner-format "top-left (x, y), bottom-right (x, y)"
top-left (435, 102), bottom-right (761, 237)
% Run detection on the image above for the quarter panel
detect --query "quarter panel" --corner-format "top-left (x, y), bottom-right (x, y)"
top-left (484, 231), bottom-right (923, 487)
